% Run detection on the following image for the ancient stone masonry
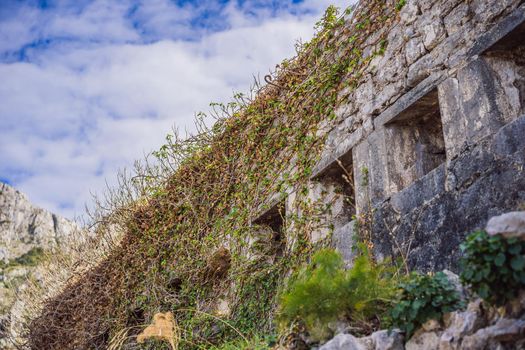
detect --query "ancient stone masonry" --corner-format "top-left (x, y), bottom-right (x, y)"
top-left (255, 0), bottom-right (525, 271)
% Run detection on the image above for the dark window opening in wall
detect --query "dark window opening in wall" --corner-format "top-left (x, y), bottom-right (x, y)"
top-left (253, 200), bottom-right (286, 257)
top-left (313, 151), bottom-right (356, 228)
top-left (482, 21), bottom-right (525, 121)
top-left (386, 88), bottom-right (446, 191)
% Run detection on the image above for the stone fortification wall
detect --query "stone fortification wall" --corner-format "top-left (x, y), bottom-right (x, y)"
top-left (255, 0), bottom-right (525, 271)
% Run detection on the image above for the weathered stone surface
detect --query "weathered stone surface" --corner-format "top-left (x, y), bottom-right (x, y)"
top-left (356, 330), bottom-right (404, 350)
top-left (486, 211), bottom-right (525, 240)
top-left (390, 164), bottom-right (445, 214)
top-left (321, 295), bottom-right (524, 350)
top-left (440, 299), bottom-right (486, 350)
top-left (444, 3), bottom-right (471, 36)
top-left (332, 221), bottom-right (357, 267)
top-left (405, 37), bottom-right (427, 67)
top-left (407, 55), bottom-right (434, 87)
top-left (461, 318), bottom-right (525, 349)
top-left (310, 2), bottom-right (525, 348)
top-left (399, 1), bottom-right (420, 26)
top-left (370, 330), bottom-right (404, 350)
top-left (318, 333), bottom-right (367, 350)
top-left (371, 113), bottom-right (525, 272)
top-left (422, 19), bottom-right (446, 51)
top-left (406, 329), bottom-right (441, 350)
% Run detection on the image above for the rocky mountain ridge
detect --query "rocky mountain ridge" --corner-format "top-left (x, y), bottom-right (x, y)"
top-left (0, 182), bottom-right (76, 263)
top-left (0, 182), bottom-right (78, 347)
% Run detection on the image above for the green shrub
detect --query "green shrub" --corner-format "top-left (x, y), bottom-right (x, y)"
top-left (460, 230), bottom-right (525, 305)
top-left (279, 248), bottom-right (398, 340)
top-left (389, 272), bottom-right (464, 338)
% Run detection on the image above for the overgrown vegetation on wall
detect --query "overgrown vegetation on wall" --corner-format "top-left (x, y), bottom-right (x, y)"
top-left (24, 1), bottom-right (403, 349)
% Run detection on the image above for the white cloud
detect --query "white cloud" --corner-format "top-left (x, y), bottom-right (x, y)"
top-left (0, 0), bottom-right (354, 220)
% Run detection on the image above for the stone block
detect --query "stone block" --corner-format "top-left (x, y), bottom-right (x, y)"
top-left (319, 333), bottom-right (367, 350)
top-left (407, 54), bottom-right (441, 88)
top-left (332, 220), bottom-right (357, 267)
top-left (355, 128), bottom-right (390, 207)
top-left (390, 164), bottom-right (445, 214)
top-left (352, 140), bottom-right (372, 215)
top-left (422, 19), bottom-right (446, 51)
top-left (486, 211), bottom-right (525, 240)
top-left (492, 115), bottom-right (525, 156)
top-left (399, 1), bottom-right (421, 25)
top-left (406, 37), bottom-right (427, 65)
top-left (444, 3), bottom-right (470, 36)
top-left (438, 58), bottom-right (506, 160)
top-left (483, 49), bottom-right (525, 123)
top-left (470, 0), bottom-right (520, 25)
top-left (405, 330), bottom-right (441, 350)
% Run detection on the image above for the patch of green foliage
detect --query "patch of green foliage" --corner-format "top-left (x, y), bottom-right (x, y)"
top-left (0, 247), bottom-right (44, 270)
top-left (460, 230), bottom-right (525, 305)
top-left (389, 272), bottom-right (464, 338)
top-left (279, 248), bottom-right (399, 340)
top-left (314, 5), bottom-right (339, 31)
top-left (207, 335), bottom-right (273, 350)
top-left (395, 0), bottom-right (407, 11)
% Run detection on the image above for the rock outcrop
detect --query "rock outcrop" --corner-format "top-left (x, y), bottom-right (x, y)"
top-left (0, 182), bottom-right (76, 263)
top-left (320, 295), bottom-right (525, 350)
top-left (0, 182), bottom-right (77, 347)
top-left (486, 211), bottom-right (525, 240)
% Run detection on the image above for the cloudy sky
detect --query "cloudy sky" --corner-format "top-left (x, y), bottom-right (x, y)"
top-left (0, 0), bottom-right (349, 220)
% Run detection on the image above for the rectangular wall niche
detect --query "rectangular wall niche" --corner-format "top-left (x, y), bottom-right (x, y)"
top-left (312, 151), bottom-right (356, 230)
top-left (385, 88), bottom-right (446, 192)
top-left (482, 20), bottom-right (525, 122)
top-left (252, 200), bottom-right (286, 257)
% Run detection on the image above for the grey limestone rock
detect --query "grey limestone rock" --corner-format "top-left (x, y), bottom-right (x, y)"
top-left (369, 330), bottom-right (404, 350)
top-left (440, 299), bottom-right (487, 350)
top-left (486, 211), bottom-right (525, 240)
top-left (405, 330), bottom-right (441, 350)
top-left (0, 182), bottom-right (78, 348)
top-left (319, 333), bottom-right (367, 350)
top-left (461, 318), bottom-right (525, 349)
top-left (0, 182), bottom-right (77, 263)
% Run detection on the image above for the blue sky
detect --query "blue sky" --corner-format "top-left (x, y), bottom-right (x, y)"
top-left (0, 0), bottom-right (349, 219)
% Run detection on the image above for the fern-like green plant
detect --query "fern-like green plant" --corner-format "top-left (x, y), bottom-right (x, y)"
top-left (278, 248), bottom-right (399, 340)
top-left (346, 252), bottom-right (399, 323)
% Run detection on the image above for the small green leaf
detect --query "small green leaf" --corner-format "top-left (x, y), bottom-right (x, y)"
top-left (494, 253), bottom-right (506, 266)
top-left (511, 256), bottom-right (525, 271)
top-left (509, 244), bottom-right (522, 255)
